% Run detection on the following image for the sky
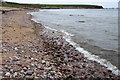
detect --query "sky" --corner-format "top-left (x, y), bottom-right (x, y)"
top-left (4, 0), bottom-right (119, 8)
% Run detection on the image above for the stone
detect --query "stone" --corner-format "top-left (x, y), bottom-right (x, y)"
top-left (69, 15), bottom-right (73, 16)
top-left (13, 72), bottom-right (18, 77)
top-left (77, 21), bottom-right (85, 23)
top-left (26, 70), bottom-right (34, 76)
top-left (46, 61), bottom-right (50, 67)
top-left (17, 63), bottom-right (22, 66)
top-left (20, 70), bottom-right (24, 73)
top-left (10, 69), bottom-right (13, 73)
top-left (5, 72), bottom-right (10, 77)
top-left (31, 63), bottom-right (35, 67)
top-left (108, 70), bottom-right (112, 73)
top-left (37, 66), bottom-right (44, 70)
top-left (0, 71), bottom-right (3, 75)
top-left (3, 49), bottom-right (8, 53)
top-left (42, 60), bottom-right (46, 64)
top-left (31, 58), bottom-right (34, 60)
top-left (21, 50), bottom-right (24, 53)
top-left (23, 67), bottom-right (27, 70)
top-left (14, 47), bottom-right (18, 51)
top-left (44, 67), bottom-right (52, 70)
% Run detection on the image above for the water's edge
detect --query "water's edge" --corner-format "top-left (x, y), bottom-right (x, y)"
top-left (28, 11), bottom-right (120, 75)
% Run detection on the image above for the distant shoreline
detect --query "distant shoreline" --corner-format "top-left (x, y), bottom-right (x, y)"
top-left (1, 1), bottom-right (103, 9)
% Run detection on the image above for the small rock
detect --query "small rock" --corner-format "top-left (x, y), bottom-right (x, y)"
top-left (20, 70), bottom-right (24, 73)
top-left (13, 72), bottom-right (18, 77)
top-left (26, 70), bottom-right (34, 76)
top-left (21, 50), bottom-right (24, 53)
top-left (14, 47), bottom-right (18, 51)
top-left (3, 49), bottom-right (8, 53)
top-left (46, 61), bottom-right (50, 67)
top-left (44, 67), bottom-right (52, 70)
top-left (0, 71), bottom-right (3, 75)
top-left (108, 70), bottom-right (112, 73)
top-left (42, 60), bottom-right (46, 64)
top-left (77, 21), bottom-right (85, 23)
top-left (69, 14), bottom-right (73, 16)
top-left (31, 58), bottom-right (34, 60)
top-left (31, 63), bottom-right (35, 67)
top-left (5, 72), bottom-right (10, 77)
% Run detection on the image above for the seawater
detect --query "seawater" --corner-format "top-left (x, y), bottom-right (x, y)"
top-left (30, 9), bottom-right (119, 75)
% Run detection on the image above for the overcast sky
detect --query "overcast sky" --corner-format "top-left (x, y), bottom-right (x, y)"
top-left (4, 0), bottom-right (119, 8)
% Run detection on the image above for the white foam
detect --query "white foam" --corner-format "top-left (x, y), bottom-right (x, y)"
top-left (62, 31), bottom-right (120, 75)
top-left (44, 26), bottom-right (58, 32)
top-left (61, 30), bottom-right (74, 36)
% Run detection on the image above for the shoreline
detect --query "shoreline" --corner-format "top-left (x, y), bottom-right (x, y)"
top-left (30, 9), bottom-right (120, 75)
top-left (1, 8), bottom-right (120, 79)
top-left (30, 10), bottom-right (120, 77)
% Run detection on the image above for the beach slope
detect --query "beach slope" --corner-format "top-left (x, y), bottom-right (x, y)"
top-left (0, 7), bottom-right (119, 79)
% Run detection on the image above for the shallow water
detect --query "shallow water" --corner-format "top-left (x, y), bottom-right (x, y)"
top-left (31, 9), bottom-right (119, 69)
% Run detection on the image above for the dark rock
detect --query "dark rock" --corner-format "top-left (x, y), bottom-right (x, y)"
top-left (66, 75), bottom-right (75, 80)
top-left (77, 21), bottom-right (85, 23)
top-left (108, 70), bottom-right (112, 73)
top-left (69, 14), bottom-right (73, 16)
top-left (2, 11), bottom-right (6, 14)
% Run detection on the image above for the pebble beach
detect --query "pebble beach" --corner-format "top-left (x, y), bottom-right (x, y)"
top-left (0, 8), bottom-right (120, 79)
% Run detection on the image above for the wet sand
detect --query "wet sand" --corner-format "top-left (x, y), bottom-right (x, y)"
top-left (0, 8), bottom-right (120, 79)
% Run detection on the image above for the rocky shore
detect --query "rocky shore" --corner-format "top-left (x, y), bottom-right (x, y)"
top-left (0, 8), bottom-right (120, 79)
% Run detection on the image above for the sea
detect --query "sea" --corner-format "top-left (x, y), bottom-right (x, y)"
top-left (30, 9), bottom-right (119, 75)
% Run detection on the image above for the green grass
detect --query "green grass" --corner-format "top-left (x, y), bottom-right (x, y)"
top-left (0, 4), bottom-right (22, 8)
top-left (27, 4), bottom-right (102, 8)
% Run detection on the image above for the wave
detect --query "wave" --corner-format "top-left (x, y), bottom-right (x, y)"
top-left (29, 12), bottom-right (120, 76)
top-left (62, 30), bottom-right (120, 75)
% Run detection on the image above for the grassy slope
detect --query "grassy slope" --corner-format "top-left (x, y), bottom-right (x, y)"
top-left (0, 1), bottom-right (103, 9)
top-left (0, 3), bottom-right (22, 8)
top-left (23, 3), bottom-right (103, 8)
